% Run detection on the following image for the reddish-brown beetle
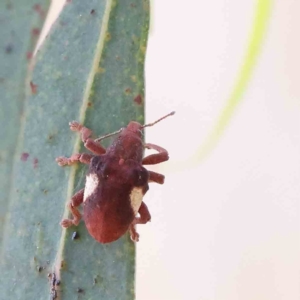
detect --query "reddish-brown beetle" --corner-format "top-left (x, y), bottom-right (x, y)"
top-left (56, 112), bottom-right (174, 243)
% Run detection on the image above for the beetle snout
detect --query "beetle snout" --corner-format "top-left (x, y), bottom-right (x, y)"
top-left (126, 121), bottom-right (142, 133)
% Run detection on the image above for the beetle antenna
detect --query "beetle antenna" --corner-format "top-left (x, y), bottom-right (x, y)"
top-left (95, 128), bottom-right (123, 142)
top-left (141, 111), bottom-right (175, 129)
top-left (95, 111), bottom-right (175, 142)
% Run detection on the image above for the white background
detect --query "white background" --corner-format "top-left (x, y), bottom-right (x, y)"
top-left (46, 1), bottom-right (300, 299)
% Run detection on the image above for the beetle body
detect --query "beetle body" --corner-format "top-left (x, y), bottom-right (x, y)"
top-left (84, 154), bottom-right (149, 243)
top-left (57, 113), bottom-right (174, 243)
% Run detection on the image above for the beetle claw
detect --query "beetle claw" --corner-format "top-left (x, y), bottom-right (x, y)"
top-left (56, 156), bottom-right (68, 166)
top-left (129, 225), bottom-right (140, 242)
top-left (69, 121), bottom-right (82, 132)
top-left (60, 219), bottom-right (73, 228)
top-left (130, 232), bottom-right (139, 242)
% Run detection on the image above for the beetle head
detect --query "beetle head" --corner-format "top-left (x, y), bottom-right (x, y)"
top-left (124, 111), bottom-right (175, 135)
top-left (125, 121), bottom-right (143, 135)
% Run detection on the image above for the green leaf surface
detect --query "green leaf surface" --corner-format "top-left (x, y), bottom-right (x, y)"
top-left (0, 0), bottom-right (51, 247)
top-left (0, 0), bottom-right (149, 299)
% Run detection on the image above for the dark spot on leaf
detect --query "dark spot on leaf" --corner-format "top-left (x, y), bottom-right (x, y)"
top-left (37, 265), bottom-right (43, 272)
top-left (134, 94), bottom-right (143, 105)
top-left (21, 153), bottom-right (29, 161)
top-left (90, 9), bottom-right (95, 14)
top-left (43, 189), bottom-right (48, 195)
top-left (31, 28), bottom-right (40, 36)
top-left (33, 4), bottom-right (41, 11)
top-left (60, 260), bottom-right (65, 269)
top-left (26, 52), bottom-right (33, 60)
top-left (105, 32), bottom-right (111, 41)
top-left (33, 158), bottom-right (38, 169)
top-left (131, 3), bottom-right (136, 7)
top-left (30, 81), bottom-right (37, 94)
top-left (33, 4), bottom-right (45, 18)
top-left (51, 273), bottom-right (56, 286)
top-left (50, 290), bottom-right (57, 300)
top-left (87, 101), bottom-right (92, 107)
top-left (5, 44), bottom-right (13, 54)
top-left (77, 288), bottom-right (84, 293)
top-left (48, 135), bottom-right (53, 140)
top-left (49, 272), bottom-right (60, 297)
top-left (72, 231), bottom-right (79, 240)
top-left (125, 88), bottom-right (132, 95)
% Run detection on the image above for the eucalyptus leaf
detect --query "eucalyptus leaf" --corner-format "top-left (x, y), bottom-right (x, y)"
top-left (0, 0), bottom-right (149, 299)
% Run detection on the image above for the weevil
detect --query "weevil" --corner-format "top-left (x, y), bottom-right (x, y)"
top-left (56, 112), bottom-right (175, 243)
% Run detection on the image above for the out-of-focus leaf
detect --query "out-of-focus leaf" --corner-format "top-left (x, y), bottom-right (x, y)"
top-left (194, 0), bottom-right (273, 164)
top-left (0, 0), bottom-right (50, 246)
top-left (0, 0), bottom-right (149, 299)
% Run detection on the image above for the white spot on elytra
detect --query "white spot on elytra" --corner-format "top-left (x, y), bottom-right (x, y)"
top-left (130, 187), bottom-right (143, 215)
top-left (84, 173), bottom-right (99, 201)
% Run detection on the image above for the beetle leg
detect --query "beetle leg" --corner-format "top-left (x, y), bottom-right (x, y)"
top-left (60, 189), bottom-right (84, 228)
top-left (129, 224), bottom-right (139, 242)
top-left (135, 201), bottom-right (151, 224)
top-left (84, 139), bottom-right (106, 155)
top-left (69, 121), bottom-right (106, 155)
top-left (69, 121), bottom-right (92, 141)
top-left (142, 143), bottom-right (169, 165)
top-left (56, 153), bottom-right (93, 166)
top-left (148, 170), bottom-right (165, 184)
top-left (129, 202), bottom-right (151, 242)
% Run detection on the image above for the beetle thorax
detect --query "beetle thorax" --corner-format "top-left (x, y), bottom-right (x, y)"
top-left (107, 123), bottom-right (144, 162)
